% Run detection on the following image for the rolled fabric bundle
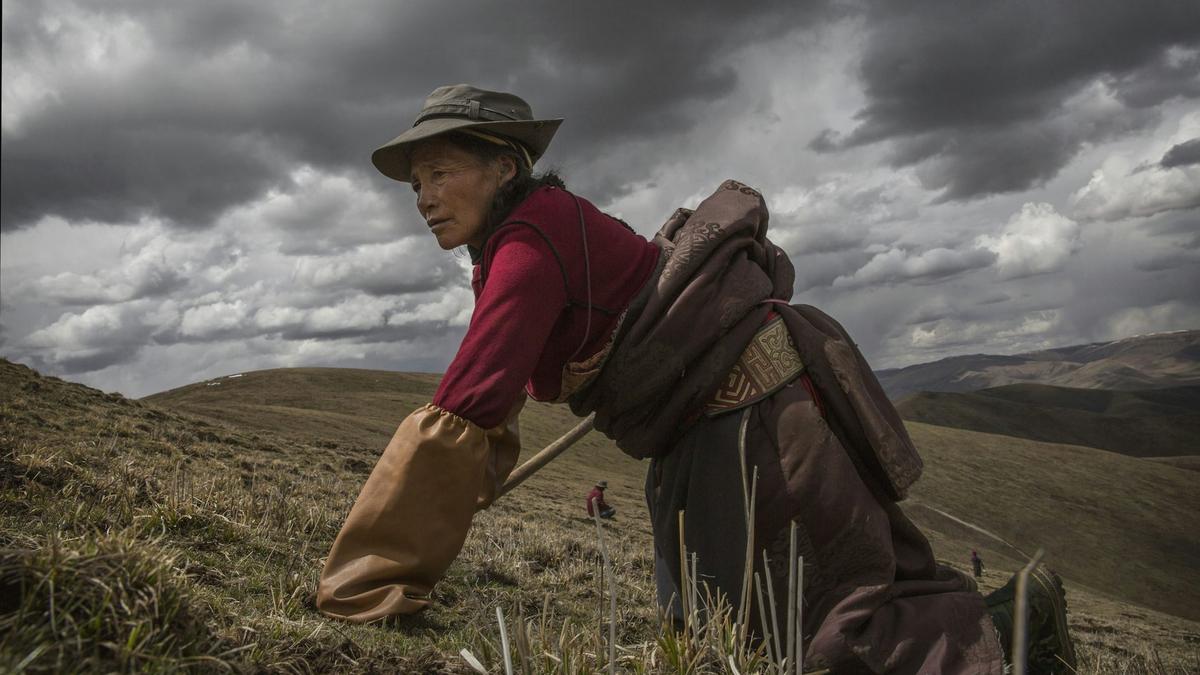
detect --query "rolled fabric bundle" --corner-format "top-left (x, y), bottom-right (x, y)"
top-left (316, 398), bottom-right (523, 622)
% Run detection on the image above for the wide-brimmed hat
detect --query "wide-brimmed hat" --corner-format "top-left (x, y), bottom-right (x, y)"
top-left (595, 480), bottom-right (608, 489)
top-left (371, 84), bottom-right (563, 183)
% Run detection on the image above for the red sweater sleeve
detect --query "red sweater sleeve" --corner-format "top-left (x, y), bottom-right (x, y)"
top-left (433, 226), bottom-right (568, 428)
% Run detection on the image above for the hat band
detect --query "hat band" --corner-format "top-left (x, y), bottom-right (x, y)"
top-left (455, 128), bottom-right (534, 171)
top-left (414, 101), bottom-right (522, 126)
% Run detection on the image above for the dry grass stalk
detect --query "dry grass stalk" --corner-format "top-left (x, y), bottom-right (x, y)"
top-left (754, 571), bottom-right (777, 667)
top-left (678, 509), bottom-right (690, 634)
top-left (762, 549), bottom-right (784, 665)
top-left (497, 605), bottom-right (515, 675)
top-left (786, 521), bottom-right (798, 672)
top-left (1013, 548), bottom-right (1046, 675)
top-left (737, 468), bottom-right (759, 645)
top-left (591, 497), bottom-right (617, 675)
top-left (795, 553), bottom-right (804, 675)
top-left (689, 552), bottom-right (698, 630)
top-left (736, 408), bottom-right (754, 644)
top-left (460, 647), bottom-right (487, 674)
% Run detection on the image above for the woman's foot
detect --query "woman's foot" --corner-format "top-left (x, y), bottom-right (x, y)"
top-left (985, 565), bottom-right (1078, 674)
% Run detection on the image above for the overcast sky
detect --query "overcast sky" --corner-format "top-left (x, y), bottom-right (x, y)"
top-left (2, 0), bottom-right (1198, 397)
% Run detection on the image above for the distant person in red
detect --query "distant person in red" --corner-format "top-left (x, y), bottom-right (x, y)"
top-left (586, 480), bottom-right (616, 519)
top-left (972, 550), bottom-right (984, 578)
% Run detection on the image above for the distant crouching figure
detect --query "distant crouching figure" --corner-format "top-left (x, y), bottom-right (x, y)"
top-left (587, 480), bottom-right (615, 519)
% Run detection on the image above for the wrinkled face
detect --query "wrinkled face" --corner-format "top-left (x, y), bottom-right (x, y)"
top-left (409, 138), bottom-right (515, 250)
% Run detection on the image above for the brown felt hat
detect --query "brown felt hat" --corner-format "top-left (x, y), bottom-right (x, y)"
top-left (371, 84), bottom-right (563, 183)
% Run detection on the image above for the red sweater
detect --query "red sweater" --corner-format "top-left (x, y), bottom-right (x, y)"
top-left (433, 186), bottom-right (660, 428)
top-left (586, 487), bottom-right (610, 516)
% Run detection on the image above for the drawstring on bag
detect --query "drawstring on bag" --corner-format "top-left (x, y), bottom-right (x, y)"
top-left (567, 194), bottom-right (593, 364)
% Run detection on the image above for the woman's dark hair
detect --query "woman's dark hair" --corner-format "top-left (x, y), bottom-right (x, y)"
top-left (440, 131), bottom-right (566, 257)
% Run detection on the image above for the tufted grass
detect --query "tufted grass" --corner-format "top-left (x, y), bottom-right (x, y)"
top-left (2, 358), bottom-right (1196, 672)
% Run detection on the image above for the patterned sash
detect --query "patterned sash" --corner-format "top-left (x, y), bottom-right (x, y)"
top-left (705, 316), bottom-right (804, 416)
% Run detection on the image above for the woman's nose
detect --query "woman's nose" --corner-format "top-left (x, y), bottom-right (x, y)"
top-left (417, 186), bottom-right (435, 216)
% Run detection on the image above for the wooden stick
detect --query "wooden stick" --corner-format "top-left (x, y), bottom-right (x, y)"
top-left (500, 414), bottom-right (595, 496)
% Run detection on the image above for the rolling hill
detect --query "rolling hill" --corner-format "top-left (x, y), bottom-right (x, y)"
top-left (895, 383), bottom-right (1200, 458)
top-left (144, 364), bottom-right (1200, 621)
top-left (4, 358), bottom-right (1199, 671)
top-left (877, 330), bottom-right (1200, 400)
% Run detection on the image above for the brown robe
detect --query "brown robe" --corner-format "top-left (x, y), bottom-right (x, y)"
top-left (316, 179), bottom-right (1006, 672)
top-left (571, 179), bottom-right (1004, 673)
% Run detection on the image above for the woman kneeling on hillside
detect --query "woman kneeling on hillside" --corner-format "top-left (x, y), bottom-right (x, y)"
top-left (315, 84), bottom-right (1076, 674)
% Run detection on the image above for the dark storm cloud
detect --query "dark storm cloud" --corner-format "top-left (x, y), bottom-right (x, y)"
top-left (904, 291), bottom-right (1014, 327)
top-left (812, 1), bottom-right (1200, 200)
top-left (1, 0), bottom-right (830, 231)
top-left (1134, 248), bottom-right (1200, 272)
top-left (1136, 211), bottom-right (1200, 256)
top-left (1108, 46), bottom-right (1200, 109)
top-left (1161, 138), bottom-right (1200, 168)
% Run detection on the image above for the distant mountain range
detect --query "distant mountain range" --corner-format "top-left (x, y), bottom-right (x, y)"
top-left (877, 330), bottom-right (1200, 400)
top-left (895, 383), bottom-right (1200, 458)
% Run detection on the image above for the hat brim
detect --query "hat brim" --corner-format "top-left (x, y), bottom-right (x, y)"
top-left (371, 117), bottom-right (563, 183)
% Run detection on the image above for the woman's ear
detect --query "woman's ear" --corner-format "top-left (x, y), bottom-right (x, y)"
top-left (496, 154), bottom-right (518, 186)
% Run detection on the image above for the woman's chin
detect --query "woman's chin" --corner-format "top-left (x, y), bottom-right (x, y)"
top-left (433, 233), bottom-right (463, 250)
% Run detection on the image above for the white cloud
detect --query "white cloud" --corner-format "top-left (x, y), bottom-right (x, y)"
top-left (253, 305), bottom-right (307, 332)
top-left (1069, 112), bottom-right (1200, 222)
top-left (20, 300), bottom-right (170, 372)
top-left (291, 236), bottom-right (462, 295)
top-left (179, 301), bottom-right (249, 339)
top-left (768, 172), bottom-right (925, 256)
top-left (976, 203), bottom-right (1080, 280)
top-left (1070, 164), bottom-right (1200, 222)
top-left (386, 287), bottom-right (474, 327)
top-left (222, 166), bottom-right (413, 253)
top-left (23, 221), bottom-right (229, 304)
top-left (1, 179), bottom-right (474, 384)
top-left (304, 296), bottom-right (394, 333)
top-left (1102, 301), bottom-right (1200, 342)
top-left (832, 245), bottom-right (995, 288)
top-left (907, 309), bottom-right (1064, 354)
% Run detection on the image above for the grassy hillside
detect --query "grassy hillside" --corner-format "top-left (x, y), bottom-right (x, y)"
top-left (895, 384), bottom-right (1200, 458)
top-left (147, 366), bottom-right (1200, 619)
top-left (904, 422), bottom-right (1200, 621)
top-left (877, 330), bottom-right (1200, 399)
top-left (3, 359), bottom-right (1198, 672)
top-left (144, 367), bottom-right (650, 522)
top-left (1147, 456), bottom-right (1200, 472)
top-left (2, 359), bottom-right (657, 673)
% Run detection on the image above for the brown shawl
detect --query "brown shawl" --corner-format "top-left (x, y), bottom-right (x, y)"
top-left (570, 179), bottom-right (923, 501)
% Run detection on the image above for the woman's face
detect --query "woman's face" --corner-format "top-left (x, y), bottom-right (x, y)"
top-left (409, 137), bottom-right (515, 250)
